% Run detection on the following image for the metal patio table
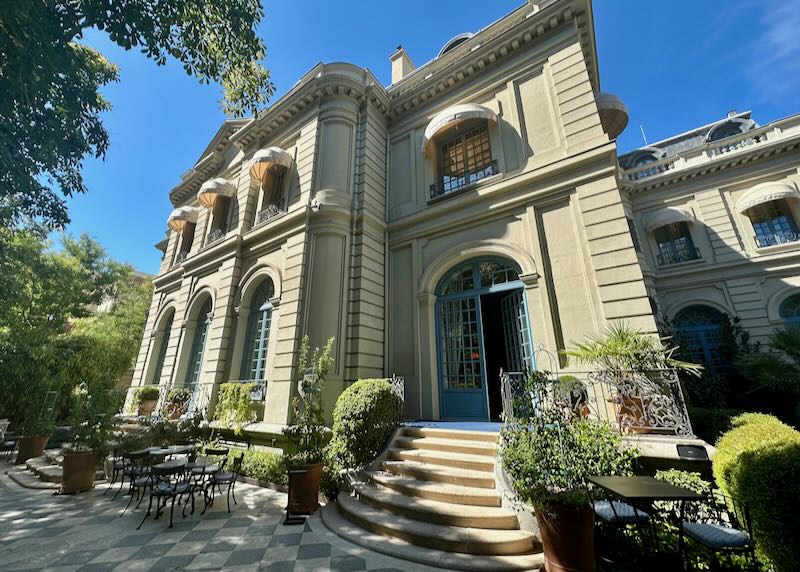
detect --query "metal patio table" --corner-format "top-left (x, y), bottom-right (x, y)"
top-left (588, 476), bottom-right (705, 503)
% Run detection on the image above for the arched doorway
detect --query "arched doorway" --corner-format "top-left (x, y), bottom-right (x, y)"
top-left (435, 258), bottom-right (533, 420)
top-left (673, 305), bottom-right (727, 375)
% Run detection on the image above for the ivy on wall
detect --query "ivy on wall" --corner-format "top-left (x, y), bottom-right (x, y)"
top-left (214, 383), bottom-right (255, 434)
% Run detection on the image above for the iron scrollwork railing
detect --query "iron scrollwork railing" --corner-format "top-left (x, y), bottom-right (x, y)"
top-left (500, 368), bottom-right (693, 437)
top-left (205, 228), bottom-right (226, 246)
top-left (257, 203), bottom-right (287, 225)
top-left (429, 160), bottom-right (499, 200)
top-left (755, 230), bottom-right (800, 248)
top-left (389, 374), bottom-right (405, 405)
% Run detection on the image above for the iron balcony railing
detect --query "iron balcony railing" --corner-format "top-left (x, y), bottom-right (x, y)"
top-left (430, 160), bottom-right (499, 200)
top-left (500, 368), bottom-right (694, 437)
top-left (755, 230), bottom-right (800, 248)
top-left (256, 203), bottom-right (287, 226)
top-left (171, 251), bottom-right (189, 268)
top-left (656, 246), bottom-right (701, 266)
top-left (205, 228), bottom-right (226, 246)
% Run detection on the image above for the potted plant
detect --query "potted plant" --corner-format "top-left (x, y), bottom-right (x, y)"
top-left (165, 387), bottom-right (191, 419)
top-left (564, 323), bottom-right (701, 433)
top-left (501, 370), bottom-right (638, 572)
top-left (16, 415), bottom-right (56, 465)
top-left (282, 336), bottom-right (335, 516)
top-left (135, 385), bottom-right (160, 416)
top-left (62, 383), bottom-right (123, 493)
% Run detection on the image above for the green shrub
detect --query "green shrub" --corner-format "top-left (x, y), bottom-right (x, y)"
top-left (688, 407), bottom-right (745, 445)
top-left (714, 413), bottom-right (800, 572)
top-left (227, 448), bottom-right (287, 487)
top-left (214, 383), bottom-right (255, 434)
top-left (501, 370), bottom-right (638, 510)
top-left (135, 386), bottom-right (159, 402)
top-left (326, 378), bottom-right (402, 473)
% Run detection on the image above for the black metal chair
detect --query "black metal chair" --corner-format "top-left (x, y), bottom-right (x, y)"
top-left (679, 492), bottom-right (757, 570)
top-left (118, 450), bottom-right (152, 514)
top-left (105, 448), bottom-right (129, 496)
top-left (209, 453), bottom-right (243, 512)
top-left (138, 461), bottom-right (190, 529)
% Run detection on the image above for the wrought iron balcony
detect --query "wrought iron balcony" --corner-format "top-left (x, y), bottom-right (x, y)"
top-left (205, 228), bottom-right (226, 246)
top-left (257, 203), bottom-right (287, 225)
top-left (429, 160), bottom-right (499, 200)
top-left (500, 369), bottom-right (693, 437)
top-left (755, 230), bottom-right (800, 248)
top-left (656, 246), bottom-right (701, 266)
top-left (172, 251), bottom-right (189, 267)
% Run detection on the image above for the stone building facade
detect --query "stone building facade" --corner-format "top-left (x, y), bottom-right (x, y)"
top-left (128, 0), bottom-right (800, 426)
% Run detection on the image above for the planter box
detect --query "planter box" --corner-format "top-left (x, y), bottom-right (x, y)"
top-left (62, 452), bottom-right (98, 494)
top-left (15, 435), bottom-right (51, 465)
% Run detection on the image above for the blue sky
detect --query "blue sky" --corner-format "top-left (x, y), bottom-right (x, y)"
top-left (68, 0), bottom-right (800, 274)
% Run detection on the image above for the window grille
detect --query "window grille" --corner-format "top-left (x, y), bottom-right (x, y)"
top-left (779, 293), bottom-right (800, 327)
top-left (240, 280), bottom-right (275, 382)
top-left (431, 124), bottom-right (496, 198)
top-left (654, 222), bottom-right (700, 266)
top-left (748, 200), bottom-right (799, 248)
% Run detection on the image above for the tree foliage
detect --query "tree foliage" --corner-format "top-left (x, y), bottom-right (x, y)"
top-left (0, 230), bottom-right (152, 432)
top-left (1, 0), bottom-right (274, 229)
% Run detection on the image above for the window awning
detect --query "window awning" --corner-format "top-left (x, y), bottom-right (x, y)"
top-left (197, 177), bottom-right (236, 208)
top-left (249, 147), bottom-right (293, 184)
top-left (644, 207), bottom-right (696, 232)
top-left (167, 206), bottom-right (199, 231)
top-left (736, 182), bottom-right (800, 213)
top-left (422, 103), bottom-right (498, 152)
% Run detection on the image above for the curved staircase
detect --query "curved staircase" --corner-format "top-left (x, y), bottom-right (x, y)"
top-left (321, 426), bottom-right (544, 571)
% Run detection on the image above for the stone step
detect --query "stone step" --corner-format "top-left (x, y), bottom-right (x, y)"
top-left (353, 483), bottom-right (518, 529)
top-left (5, 466), bottom-right (58, 490)
top-left (380, 459), bottom-right (497, 489)
top-left (25, 455), bottom-right (105, 484)
top-left (367, 471), bottom-right (501, 507)
top-left (387, 447), bottom-right (495, 472)
top-left (403, 426), bottom-right (500, 444)
top-left (394, 436), bottom-right (497, 457)
top-left (332, 495), bottom-right (540, 560)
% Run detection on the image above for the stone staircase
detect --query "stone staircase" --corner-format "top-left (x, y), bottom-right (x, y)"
top-left (322, 426), bottom-right (544, 571)
top-left (5, 448), bottom-right (105, 490)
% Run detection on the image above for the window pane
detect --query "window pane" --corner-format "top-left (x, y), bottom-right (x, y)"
top-left (654, 222), bottom-right (699, 265)
top-left (437, 124), bottom-right (493, 196)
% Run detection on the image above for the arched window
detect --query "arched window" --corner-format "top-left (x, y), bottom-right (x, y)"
top-left (150, 312), bottom-right (173, 385)
top-left (673, 305), bottom-right (727, 373)
top-left (705, 118), bottom-right (755, 143)
top-left (185, 299), bottom-right (212, 390)
top-left (240, 280), bottom-right (275, 382)
top-left (779, 294), bottom-right (800, 328)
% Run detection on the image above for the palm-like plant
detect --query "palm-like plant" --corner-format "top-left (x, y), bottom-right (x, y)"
top-left (737, 327), bottom-right (800, 395)
top-left (564, 322), bottom-right (702, 375)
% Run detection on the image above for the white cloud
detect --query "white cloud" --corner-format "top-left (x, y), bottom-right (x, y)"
top-left (745, 0), bottom-right (800, 100)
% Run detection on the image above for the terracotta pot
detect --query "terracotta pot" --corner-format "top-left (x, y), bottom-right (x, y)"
top-left (616, 395), bottom-right (653, 434)
top-left (537, 503), bottom-right (596, 572)
top-left (15, 435), bottom-right (51, 465)
top-left (286, 462), bottom-right (324, 514)
top-left (137, 399), bottom-right (158, 416)
top-left (62, 452), bottom-right (97, 494)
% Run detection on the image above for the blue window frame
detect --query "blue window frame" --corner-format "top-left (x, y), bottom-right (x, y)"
top-left (748, 200), bottom-right (799, 248)
top-left (240, 280), bottom-right (275, 382)
top-left (654, 222), bottom-right (700, 266)
top-left (185, 299), bottom-right (212, 390)
top-left (779, 293), bottom-right (800, 328)
top-left (673, 305), bottom-right (727, 374)
top-left (151, 313), bottom-right (173, 385)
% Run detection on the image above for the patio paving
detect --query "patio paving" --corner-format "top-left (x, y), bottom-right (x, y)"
top-left (0, 469), bottom-right (441, 572)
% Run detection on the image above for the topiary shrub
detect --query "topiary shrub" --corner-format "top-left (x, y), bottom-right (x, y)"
top-left (228, 448), bottom-right (287, 487)
top-left (326, 378), bottom-right (402, 473)
top-left (713, 413), bottom-right (800, 572)
top-left (135, 386), bottom-right (159, 402)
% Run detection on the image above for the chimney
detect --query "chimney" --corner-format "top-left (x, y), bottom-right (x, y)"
top-left (390, 45), bottom-right (416, 84)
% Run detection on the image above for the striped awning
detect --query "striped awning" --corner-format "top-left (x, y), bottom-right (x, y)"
top-left (736, 182), bottom-right (800, 213)
top-left (422, 103), bottom-right (498, 152)
top-left (197, 178), bottom-right (236, 208)
top-left (167, 206), bottom-right (199, 231)
top-left (644, 207), bottom-right (696, 232)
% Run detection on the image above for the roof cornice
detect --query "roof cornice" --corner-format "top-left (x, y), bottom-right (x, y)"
top-left (386, 0), bottom-right (596, 120)
top-left (229, 63), bottom-right (390, 151)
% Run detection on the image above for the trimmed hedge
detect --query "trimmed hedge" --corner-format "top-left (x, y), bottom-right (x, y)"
top-left (327, 378), bottom-right (402, 472)
top-left (135, 386), bottom-right (159, 401)
top-left (713, 413), bottom-right (800, 572)
top-left (688, 407), bottom-right (744, 445)
top-left (227, 448), bottom-right (287, 487)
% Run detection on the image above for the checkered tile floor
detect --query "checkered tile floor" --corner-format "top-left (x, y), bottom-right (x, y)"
top-left (0, 467), bottom-right (439, 571)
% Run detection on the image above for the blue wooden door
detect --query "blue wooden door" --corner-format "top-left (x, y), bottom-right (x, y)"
top-left (437, 295), bottom-right (488, 420)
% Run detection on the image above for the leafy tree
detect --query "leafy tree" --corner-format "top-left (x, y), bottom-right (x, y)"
top-left (1, 0), bottom-right (274, 229)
